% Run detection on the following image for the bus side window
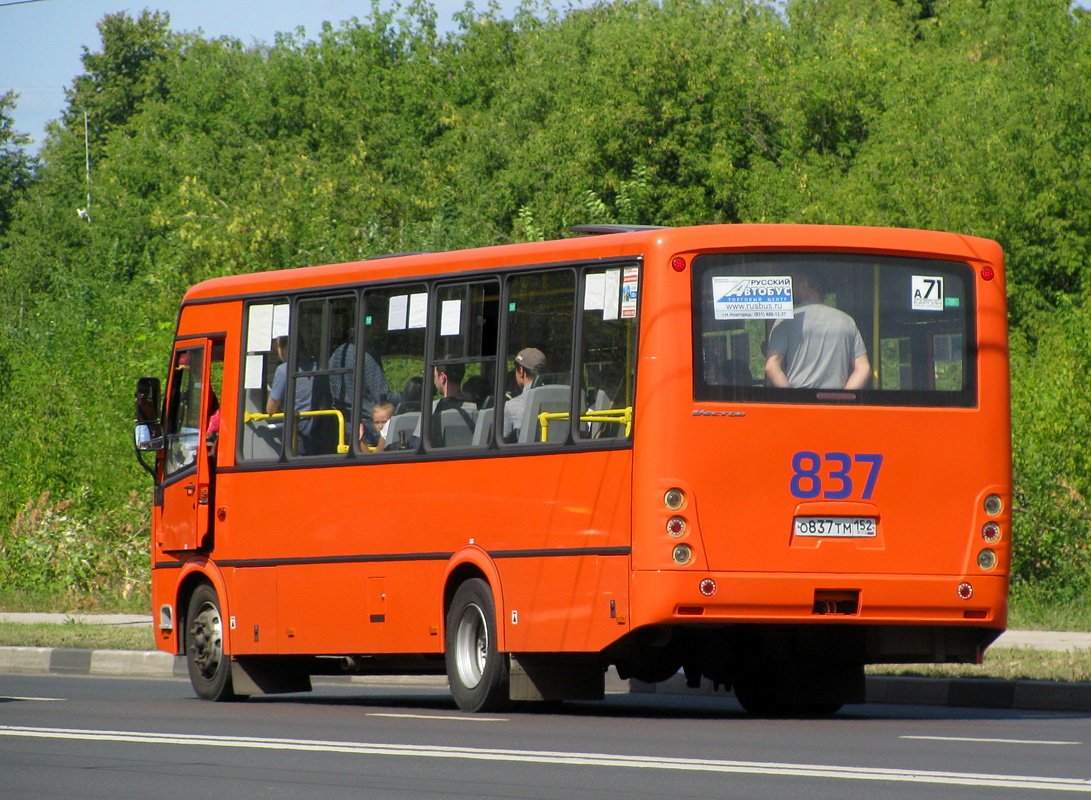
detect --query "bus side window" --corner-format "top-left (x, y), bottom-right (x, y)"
top-left (429, 280), bottom-right (499, 450)
top-left (576, 266), bottom-right (637, 441)
top-left (501, 269), bottom-right (576, 445)
top-left (292, 296), bottom-right (355, 457)
top-left (364, 285), bottom-right (427, 453)
top-left (240, 301), bottom-right (289, 462)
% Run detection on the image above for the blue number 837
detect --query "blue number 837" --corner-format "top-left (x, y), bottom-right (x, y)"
top-left (790, 451), bottom-right (883, 500)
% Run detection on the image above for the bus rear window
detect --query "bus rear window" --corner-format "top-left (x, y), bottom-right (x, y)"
top-left (692, 253), bottom-right (977, 407)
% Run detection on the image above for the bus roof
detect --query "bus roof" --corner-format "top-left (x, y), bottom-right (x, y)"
top-left (181, 223), bottom-right (1002, 304)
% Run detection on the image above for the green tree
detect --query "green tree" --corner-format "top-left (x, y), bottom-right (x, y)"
top-left (0, 91), bottom-right (36, 236)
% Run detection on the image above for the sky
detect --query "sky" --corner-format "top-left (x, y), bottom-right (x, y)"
top-left (0, 0), bottom-right (540, 152)
top-left (2, 0), bottom-right (1090, 153)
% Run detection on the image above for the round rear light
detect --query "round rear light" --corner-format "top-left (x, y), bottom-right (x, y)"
top-left (667, 516), bottom-right (687, 537)
top-left (977, 549), bottom-right (997, 570)
top-left (980, 266), bottom-right (995, 281)
top-left (957, 582), bottom-right (973, 600)
top-left (981, 522), bottom-right (1001, 544)
top-left (699, 578), bottom-right (717, 596)
top-left (671, 257), bottom-right (687, 272)
top-left (672, 544), bottom-right (693, 565)
top-left (664, 488), bottom-right (685, 510)
top-left (984, 494), bottom-right (1003, 516)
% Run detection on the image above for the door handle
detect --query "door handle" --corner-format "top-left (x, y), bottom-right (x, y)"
top-left (185, 485), bottom-right (196, 496)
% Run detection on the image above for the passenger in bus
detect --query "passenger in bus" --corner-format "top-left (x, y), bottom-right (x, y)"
top-left (503, 347), bottom-right (547, 442)
top-left (764, 270), bottom-right (871, 391)
top-left (395, 376), bottom-right (423, 414)
top-left (328, 336), bottom-right (396, 448)
top-left (462, 374), bottom-right (490, 408)
top-left (266, 336), bottom-right (326, 454)
top-left (376, 366), bottom-right (475, 451)
top-left (369, 401), bottom-right (394, 449)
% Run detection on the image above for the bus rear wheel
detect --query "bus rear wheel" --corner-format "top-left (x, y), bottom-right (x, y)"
top-left (185, 584), bottom-right (240, 701)
top-left (445, 579), bottom-right (509, 713)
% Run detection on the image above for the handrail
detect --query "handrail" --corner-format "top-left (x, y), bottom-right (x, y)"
top-left (538, 407), bottom-right (633, 442)
top-left (244, 408), bottom-right (350, 454)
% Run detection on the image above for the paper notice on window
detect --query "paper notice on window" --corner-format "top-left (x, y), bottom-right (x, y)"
top-left (712, 276), bottom-right (794, 320)
top-left (271, 303), bottom-right (290, 338)
top-left (603, 269), bottom-right (621, 321)
top-left (244, 354), bottom-right (265, 389)
top-left (246, 304), bottom-right (274, 352)
top-left (441, 299), bottom-right (462, 336)
top-left (621, 267), bottom-right (638, 319)
top-left (911, 275), bottom-right (944, 312)
top-left (409, 292), bottom-right (428, 329)
top-left (388, 295), bottom-right (408, 331)
top-left (584, 273), bottom-right (606, 310)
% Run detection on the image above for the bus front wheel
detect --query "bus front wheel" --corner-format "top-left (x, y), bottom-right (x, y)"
top-left (185, 584), bottom-right (240, 702)
top-left (445, 579), bottom-right (509, 713)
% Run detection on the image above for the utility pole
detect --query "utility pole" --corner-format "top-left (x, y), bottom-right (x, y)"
top-left (78, 108), bottom-right (91, 222)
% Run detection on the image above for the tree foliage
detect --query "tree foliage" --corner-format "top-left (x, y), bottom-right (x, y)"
top-left (1, 0), bottom-right (1090, 599)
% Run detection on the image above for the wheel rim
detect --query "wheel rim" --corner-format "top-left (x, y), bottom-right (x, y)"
top-left (189, 601), bottom-right (224, 681)
top-left (454, 602), bottom-right (488, 690)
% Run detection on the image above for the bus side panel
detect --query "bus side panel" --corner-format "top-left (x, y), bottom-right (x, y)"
top-left (495, 450), bottom-right (633, 653)
top-left (276, 561), bottom-right (447, 655)
top-left (499, 554), bottom-right (631, 653)
top-left (211, 449), bottom-right (632, 657)
top-left (228, 566), bottom-right (279, 655)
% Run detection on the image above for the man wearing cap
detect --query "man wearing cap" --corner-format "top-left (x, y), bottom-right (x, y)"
top-left (503, 347), bottom-right (547, 442)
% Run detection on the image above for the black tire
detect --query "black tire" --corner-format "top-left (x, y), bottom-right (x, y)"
top-left (732, 669), bottom-right (779, 716)
top-left (185, 583), bottom-right (240, 701)
top-left (733, 666), bottom-right (847, 717)
top-left (445, 578), bottom-right (509, 712)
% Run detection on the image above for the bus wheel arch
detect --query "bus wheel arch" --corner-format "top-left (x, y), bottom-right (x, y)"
top-left (442, 548), bottom-right (505, 651)
top-left (444, 576), bottom-right (510, 713)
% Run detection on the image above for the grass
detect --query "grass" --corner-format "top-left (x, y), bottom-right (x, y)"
top-left (0, 588), bottom-right (151, 615)
top-left (868, 648), bottom-right (1091, 683)
top-left (0, 621), bottom-right (154, 651)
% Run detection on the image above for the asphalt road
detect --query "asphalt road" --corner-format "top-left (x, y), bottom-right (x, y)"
top-left (2, 673), bottom-right (1090, 799)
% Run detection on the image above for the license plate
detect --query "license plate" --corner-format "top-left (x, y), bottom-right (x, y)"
top-left (794, 516), bottom-right (877, 538)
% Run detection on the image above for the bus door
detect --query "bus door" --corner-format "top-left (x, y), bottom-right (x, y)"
top-left (159, 340), bottom-right (219, 553)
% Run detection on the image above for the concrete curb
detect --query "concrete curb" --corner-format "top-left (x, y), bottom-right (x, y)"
top-left (0, 646), bottom-right (189, 679)
top-left (2, 645), bottom-right (1090, 712)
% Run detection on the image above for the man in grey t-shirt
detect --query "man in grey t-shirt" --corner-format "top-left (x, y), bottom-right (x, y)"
top-left (765, 272), bottom-right (871, 390)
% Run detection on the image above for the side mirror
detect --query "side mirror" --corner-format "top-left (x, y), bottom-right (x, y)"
top-left (135, 377), bottom-right (165, 452)
top-left (135, 422), bottom-right (165, 451)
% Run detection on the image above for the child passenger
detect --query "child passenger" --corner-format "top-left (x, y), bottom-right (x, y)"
top-left (368, 401), bottom-right (395, 450)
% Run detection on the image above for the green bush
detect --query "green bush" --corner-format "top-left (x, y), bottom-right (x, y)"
top-left (0, 490), bottom-right (150, 610)
top-left (1009, 303), bottom-right (1091, 602)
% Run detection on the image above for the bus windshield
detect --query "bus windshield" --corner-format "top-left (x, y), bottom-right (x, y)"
top-left (692, 252), bottom-right (976, 407)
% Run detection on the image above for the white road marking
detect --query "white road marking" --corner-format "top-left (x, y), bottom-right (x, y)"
top-left (1, 725), bottom-right (1089, 791)
top-left (0, 696), bottom-right (65, 702)
top-left (367, 713), bottom-right (505, 722)
top-left (903, 736), bottom-right (1081, 746)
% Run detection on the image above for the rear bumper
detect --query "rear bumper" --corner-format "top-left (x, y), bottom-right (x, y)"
top-left (628, 567), bottom-right (1008, 663)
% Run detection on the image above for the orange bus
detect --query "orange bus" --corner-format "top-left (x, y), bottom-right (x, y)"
top-left (134, 223), bottom-right (1011, 714)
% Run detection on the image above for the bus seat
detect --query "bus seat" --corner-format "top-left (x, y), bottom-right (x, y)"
top-left (518, 385), bottom-right (571, 444)
top-left (383, 411), bottom-right (419, 450)
top-left (438, 407), bottom-right (477, 447)
top-left (472, 406), bottom-right (495, 447)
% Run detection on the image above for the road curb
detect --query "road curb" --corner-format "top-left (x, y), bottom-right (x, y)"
top-left (4, 645), bottom-right (1091, 712)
